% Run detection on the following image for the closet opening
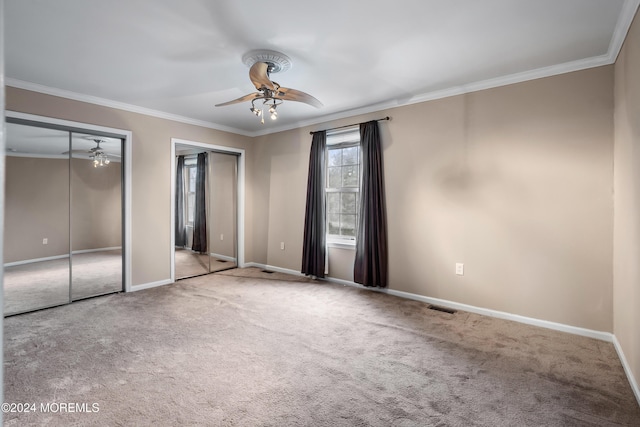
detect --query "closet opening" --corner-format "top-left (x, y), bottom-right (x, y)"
top-left (4, 115), bottom-right (131, 316)
top-left (171, 139), bottom-right (245, 281)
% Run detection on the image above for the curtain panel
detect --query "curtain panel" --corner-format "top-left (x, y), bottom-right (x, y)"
top-left (354, 121), bottom-right (388, 287)
top-left (302, 131), bottom-right (327, 278)
top-left (192, 152), bottom-right (208, 253)
top-left (175, 155), bottom-right (187, 247)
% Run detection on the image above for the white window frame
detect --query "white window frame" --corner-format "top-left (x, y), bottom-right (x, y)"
top-left (326, 127), bottom-right (361, 248)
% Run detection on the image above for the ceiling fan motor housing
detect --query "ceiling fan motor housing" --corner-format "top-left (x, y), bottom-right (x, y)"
top-left (242, 49), bottom-right (292, 74)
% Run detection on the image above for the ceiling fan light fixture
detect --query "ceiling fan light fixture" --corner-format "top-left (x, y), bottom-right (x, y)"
top-left (216, 50), bottom-right (322, 124)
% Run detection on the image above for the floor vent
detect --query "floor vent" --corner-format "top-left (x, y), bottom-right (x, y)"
top-left (217, 260), bottom-right (227, 263)
top-left (261, 270), bottom-right (274, 274)
top-left (428, 305), bottom-right (456, 314)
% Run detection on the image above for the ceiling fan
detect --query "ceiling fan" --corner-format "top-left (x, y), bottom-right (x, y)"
top-left (215, 50), bottom-right (322, 123)
top-left (64, 137), bottom-right (120, 167)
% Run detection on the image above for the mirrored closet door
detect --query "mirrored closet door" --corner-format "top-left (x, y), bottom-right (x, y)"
top-left (3, 122), bottom-right (124, 316)
top-left (174, 147), bottom-right (238, 280)
top-left (3, 124), bottom-right (71, 314)
top-left (70, 132), bottom-right (123, 301)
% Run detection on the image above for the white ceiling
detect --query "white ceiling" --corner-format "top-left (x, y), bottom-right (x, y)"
top-left (5, 0), bottom-right (639, 137)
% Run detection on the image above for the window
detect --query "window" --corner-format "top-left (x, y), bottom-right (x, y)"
top-left (326, 128), bottom-right (360, 243)
top-left (185, 160), bottom-right (198, 226)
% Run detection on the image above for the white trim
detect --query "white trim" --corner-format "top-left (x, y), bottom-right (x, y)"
top-left (5, 78), bottom-right (254, 137)
top-left (6, 152), bottom-right (68, 159)
top-left (209, 252), bottom-right (237, 263)
top-left (383, 289), bottom-right (613, 342)
top-left (6, 0), bottom-right (639, 140)
top-left (609, 0), bottom-right (640, 63)
top-left (243, 263), bottom-right (306, 277)
top-left (613, 336), bottom-right (640, 406)
top-left (4, 254), bottom-right (69, 267)
top-left (241, 266), bottom-right (613, 342)
top-left (323, 276), bottom-right (613, 341)
top-left (327, 241), bottom-right (356, 250)
top-left (170, 138), bottom-right (246, 283)
top-left (72, 246), bottom-right (121, 255)
top-left (3, 247), bottom-right (121, 267)
top-left (130, 279), bottom-right (173, 292)
top-left (5, 111), bottom-right (133, 293)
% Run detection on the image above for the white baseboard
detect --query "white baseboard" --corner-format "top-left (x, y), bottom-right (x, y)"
top-left (130, 279), bottom-right (173, 292)
top-left (613, 336), bottom-right (640, 407)
top-left (4, 247), bottom-right (122, 267)
top-left (209, 252), bottom-right (237, 263)
top-left (322, 276), bottom-right (612, 341)
top-left (4, 254), bottom-right (69, 267)
top-left (72, 246), bottom-right (121, 254)
top-left (243, 263), bottom-right (307, 277)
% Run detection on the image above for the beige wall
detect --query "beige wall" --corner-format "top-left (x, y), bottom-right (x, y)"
top-left (255, 66), bottom-right (614, 332)
top-left (614, 13), bottom-right (640, 395)
top-left (71, 158), bottom-right (122, 252)
top-left (6, 87), bottom-right (253, 285)
top-left (4, 156), bottom-right (70, 262)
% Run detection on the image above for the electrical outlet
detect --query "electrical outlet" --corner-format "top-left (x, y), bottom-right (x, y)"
top-left (220, 234), bottom-right (224, 241)
top-left (42, 238), bottom-right (48, 245)
top-left (280, 242), bottom-right (285, 250)
top-left (455, 263), bottom-right (464, 276)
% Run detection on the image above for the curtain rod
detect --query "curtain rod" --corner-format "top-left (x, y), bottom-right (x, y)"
top-left (309, 116), bottom-right (390, 135)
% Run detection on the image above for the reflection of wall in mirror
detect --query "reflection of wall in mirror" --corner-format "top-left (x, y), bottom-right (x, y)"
top-left (71, 158), bottom-right (122, 252)
top-left (4, 156), bottom-right (121, 263)
top-left (208, 152), bottom-right (236, 260)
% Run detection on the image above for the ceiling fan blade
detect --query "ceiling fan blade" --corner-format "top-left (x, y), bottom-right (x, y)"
top-left (275, 87), bottom-right (323, 108)
top-left (215, 92), bottom-right (262, 107)
top-left (249, 62), bottom-right (276, 91)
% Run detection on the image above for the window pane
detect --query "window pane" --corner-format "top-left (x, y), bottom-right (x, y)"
top-left (187, 193), bottom-right (195, 224)
top-left (189, 167), bottom-right (197, 191)
top-left (342, 146), bottom-right (359, 165)
top-left (327, 193), bottom-right (340, 214)
top-left (328, 213), bottom-right (340, 235)
top-left (341, 214), bottom-right (357, 237)
top-left (341, 193), bottom-right (356, 214)
top-left (328, 166), bottom-right (342, 188)
top-left (328, 149), bottom-right (342, 167)
top-left (342, 165), bottom-right (359, 187)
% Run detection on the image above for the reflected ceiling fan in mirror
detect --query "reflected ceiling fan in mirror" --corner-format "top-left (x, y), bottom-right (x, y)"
top-left (215, 50), bottom-right (322, 124)
top-left (64, 137), bottom-right (120, 167)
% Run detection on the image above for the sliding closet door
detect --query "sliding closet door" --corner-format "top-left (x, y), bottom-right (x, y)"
top-left (208, 151), bottom-right (238, 272)
top-left (3, 124), bottom-right (71, 315)
top-left (175, 153), bottom-right (210, 279)
top-left (70, 132), bottom-right (123, 300)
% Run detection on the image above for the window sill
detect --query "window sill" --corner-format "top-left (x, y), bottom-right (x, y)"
top-left (327, 240), bottom-right (356, 250)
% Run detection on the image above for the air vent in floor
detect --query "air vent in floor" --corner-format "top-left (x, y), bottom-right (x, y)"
top-left (428, 304), bottom-right (456, 314)
top-left (261, 270), bottom-right (274, 274)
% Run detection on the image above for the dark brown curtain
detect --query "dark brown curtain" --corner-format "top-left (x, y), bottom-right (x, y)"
top-left (354, 121), bottom-right (388, 287)
top-left (192, 152), bottom-right (207, 253)
top-left (301, 131), bottom-right (327, 278)
top-left (175, 155), bottom-right (187, 247)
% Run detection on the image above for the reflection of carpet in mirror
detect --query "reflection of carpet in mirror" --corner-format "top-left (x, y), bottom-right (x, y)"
top-left (4, 249), bottom-right (122, 315)
top-left (175, 248), bottom-right (236, 280)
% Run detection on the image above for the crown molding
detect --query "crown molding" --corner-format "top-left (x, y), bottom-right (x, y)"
top-left (5, 78), bottom-right (254, 137)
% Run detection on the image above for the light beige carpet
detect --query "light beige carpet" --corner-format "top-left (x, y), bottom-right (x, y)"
top-left (4, 269), bottom-right (639, 426)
